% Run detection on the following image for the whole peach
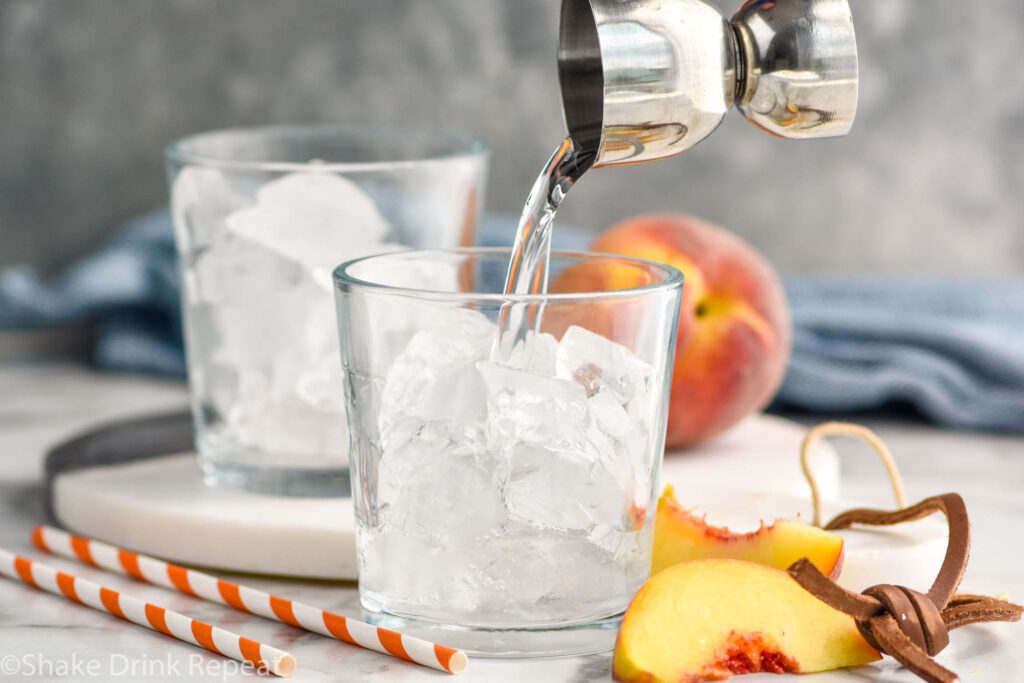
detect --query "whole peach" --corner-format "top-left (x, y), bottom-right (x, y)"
top-left (587, 214), bottom-right (791, 448)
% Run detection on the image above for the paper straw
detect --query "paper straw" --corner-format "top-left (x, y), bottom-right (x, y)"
top-left (0, 547), bottom-right (295, 677)
top-left (32, 526), bottom-right (467, 675)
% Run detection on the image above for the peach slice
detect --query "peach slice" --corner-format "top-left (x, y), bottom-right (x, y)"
top-left (613, 559), bottom-right (880, 682)
top-left (652, 485), bottom-right (844, 578)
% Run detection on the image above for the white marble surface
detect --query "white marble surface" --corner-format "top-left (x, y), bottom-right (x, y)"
top-left (1, 362), bottom-right (1022, 682)
top-left (47, 414), bottom-right (839, 582)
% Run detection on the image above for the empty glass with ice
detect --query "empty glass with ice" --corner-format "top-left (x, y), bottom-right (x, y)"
top-left (334, 248), bottom-right (683, 655)
top-left (165, 126), bottom-right (487, 495)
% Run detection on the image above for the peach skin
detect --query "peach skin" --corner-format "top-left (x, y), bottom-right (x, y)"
top-left (582, 214), bottom-right (792, 447)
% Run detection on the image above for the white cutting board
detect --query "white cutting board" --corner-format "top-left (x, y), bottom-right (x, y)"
top-left (51, 414), bottom-right (840, 580)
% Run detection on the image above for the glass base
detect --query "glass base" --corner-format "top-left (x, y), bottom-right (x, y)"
top-left (200, 459), bottom-right (351, 497)
top-left (362, 599), bottom-right (622, 657)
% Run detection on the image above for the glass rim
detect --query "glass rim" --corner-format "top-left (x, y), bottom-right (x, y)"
top-left (333, 247), bottom-right (685, 305)
top-left (164, 123), bottom-right (489, 173)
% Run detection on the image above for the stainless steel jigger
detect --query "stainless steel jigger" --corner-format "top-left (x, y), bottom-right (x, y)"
top-left (558, 0), bottom-right (859, 171)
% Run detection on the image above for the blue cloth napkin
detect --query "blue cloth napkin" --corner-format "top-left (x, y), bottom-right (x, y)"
top-left (777, 277), bottom-right (1024, 433)
top-left (3, 209), bottom-right (1023, 433)
top-left (0, 208), bottom-right (185, 376)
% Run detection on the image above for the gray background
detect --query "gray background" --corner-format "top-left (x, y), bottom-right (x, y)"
top-left (2, 0), bottom-right (1021, 276)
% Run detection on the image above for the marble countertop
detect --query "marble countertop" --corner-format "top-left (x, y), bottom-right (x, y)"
top-left (1, 361), bottom-right (1022, 682)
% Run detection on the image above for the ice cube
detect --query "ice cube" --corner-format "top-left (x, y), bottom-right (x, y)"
top-left (376, 421), bottom-right (501, 539)
top-left (477, 362), bottom-right (591, 447)
top-left (341, 252), bottom-right (468, 377)
top-left (184, 171), bottom-right (402, 467)
top-left (472, 526), bottom-right (579, 618)
top-left (310, 241), bottom-right (409, 292)
top-left (225, 243), bottom-right (460, 466)
top-left (586, 522), bottom-right (644, 563)
top-left (556, 325), bottom-right (654, 408)
top-left (587, 390), bottom-right (634, 438)
top-left (268, 282), bottom-right (342, 397)
top-left (220, 366), bottom-right (349, 464)
top-left (378, 308), bottom-right (495, 433)
top-left (503, 442), bottom-right (630, 531)
top-left (292, 350), bottom-right (346, 413)
top-left (588, 390), bottom-right (649, 465)
top-left (171, 166), bottom-right (248, 252)
top-left (373, 310), bottom-right (499, 551)
top-left (188, 231), bottom-right (305, 304)
top-left (588, 390), bottom-right (652, 509)
top-left (226, 390), bottom-right (348, 457)
top-left (198, 265), bottom-right (320, 369)
top-left (198, 265), bottom-right (348, 460)
top-left (226, 171), bottom-right (391, 272)
top-left (358, 530), bottom-right (490, 618)
top-left (361, 314), bottom-right (661, 623)
top-left (478, 361), bottom-right (629, 530)
top-left (504, 330), bottom-right (559, 376)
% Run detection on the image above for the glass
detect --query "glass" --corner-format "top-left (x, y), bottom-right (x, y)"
top-left (165, 125), bottom-right (488, 496)
top-left (333, 248), bottom-right (683, 656)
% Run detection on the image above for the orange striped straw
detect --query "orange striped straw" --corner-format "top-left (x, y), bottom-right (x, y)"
top-left (0, 547), bottom-right (296, 677)
top-left (32, 526), bottom-right (467, 675)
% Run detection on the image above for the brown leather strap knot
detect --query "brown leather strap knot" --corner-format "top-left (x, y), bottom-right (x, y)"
top-left (860, 584), bottom-right (949, 656)
top-left (788, 493), bottom-right (1022, 683)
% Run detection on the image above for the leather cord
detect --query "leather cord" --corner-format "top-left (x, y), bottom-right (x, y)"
top-left (788, 493), bottom-right (1022, 683)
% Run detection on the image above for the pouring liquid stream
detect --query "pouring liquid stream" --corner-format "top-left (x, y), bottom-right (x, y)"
top-left (494, 136), bottom-right (592, 361)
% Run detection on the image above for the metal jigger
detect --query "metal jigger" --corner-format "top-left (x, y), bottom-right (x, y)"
top-left (558, 0), bottom-right (859, 171)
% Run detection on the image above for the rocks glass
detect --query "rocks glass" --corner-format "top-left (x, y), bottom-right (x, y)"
top-left (165, 125), bottom-right (488, 495)
top-left (333, 248), bottom-right (683, 655)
